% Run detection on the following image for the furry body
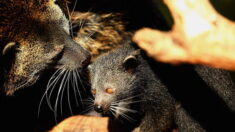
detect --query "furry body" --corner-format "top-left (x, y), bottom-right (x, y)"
top-left (72, 11), bottom-right (235, 131)
top-left (88, 42), bottom-right (235, 131)
top-left (88, 43), bottom-right (175, 132)
top-left (0, 0), bottom-right (90, 94)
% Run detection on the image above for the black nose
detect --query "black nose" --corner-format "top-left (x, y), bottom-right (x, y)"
top-left (94, 104), bottom-right (104, 113)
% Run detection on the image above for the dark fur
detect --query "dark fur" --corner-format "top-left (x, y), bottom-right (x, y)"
top-left (70, 10), bottom-right (235, 131)
top-left (0, 0), bottom-right (90, 95)
top-left (88, 43), bottom-right (175, 132)
top-left (88, 42), bottom-right (235, 132)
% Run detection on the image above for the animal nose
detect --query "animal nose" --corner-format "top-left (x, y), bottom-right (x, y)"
top-left (81, 50), bottom-right (91, 67)
top-left (94, 104), bottom-right (104, 113)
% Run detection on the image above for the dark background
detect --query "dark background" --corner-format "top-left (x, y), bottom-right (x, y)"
top-left (0, 0), bottom-right (235, 132)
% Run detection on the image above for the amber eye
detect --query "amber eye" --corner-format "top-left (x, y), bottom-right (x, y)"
top-left (91, 89), bottom-right (96, 95)
top-left (105, 88), bottom-right (114, 94)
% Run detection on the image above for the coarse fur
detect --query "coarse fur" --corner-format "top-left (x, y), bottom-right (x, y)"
top-left (88, 43), bottom-right (175, 132)
top-left (75, 11), bottom-right (235, 131)
top-left (88, 43), bottom-right (235, 132)
top-left (0, 0), bottom-right (90, 95)
top-left (71, 12), bottom-right (131, 61)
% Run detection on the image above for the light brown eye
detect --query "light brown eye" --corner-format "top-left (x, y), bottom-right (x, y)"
top-left (91, 89), bottom-right (96, 95)
top-left (105, 88), bottom-right (114, 94)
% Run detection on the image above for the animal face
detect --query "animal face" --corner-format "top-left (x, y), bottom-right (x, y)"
top-left (88, 46), bottom-right (142, 119)
top-left (0, 0), bottom-right (90, 95)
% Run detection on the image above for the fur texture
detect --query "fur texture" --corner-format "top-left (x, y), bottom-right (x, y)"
top-left (88, 43), bottom-right (235, 132)
top-left (74, 11), bottom-right (235, 131)
top-left (0, 0), bottom-right (90, 95)
top-left (88, 44), bottom-right (175, 132)
top-left (72, 12), bottom-right (131, 61)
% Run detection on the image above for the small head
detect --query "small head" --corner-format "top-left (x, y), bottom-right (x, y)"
top-left (88, 44), bottom-right (144, 119)
top-left (0, 0), bottom-right (91, 95)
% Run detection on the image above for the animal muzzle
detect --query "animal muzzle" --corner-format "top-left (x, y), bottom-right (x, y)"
top-left (57, 40), bottom-right (91, 70)
top-left (94, 102), bottom-right (110, 113)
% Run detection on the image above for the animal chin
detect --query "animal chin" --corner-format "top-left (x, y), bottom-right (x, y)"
top-left (4, 74), bottom-right (40, 95)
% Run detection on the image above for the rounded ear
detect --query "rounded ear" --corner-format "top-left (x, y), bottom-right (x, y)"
top-left (2, 42), bottom-right (18, 55)
top-left (87, 64), bottom-right (92, 70)
top-left (123, 51), bottom-right (140, 73)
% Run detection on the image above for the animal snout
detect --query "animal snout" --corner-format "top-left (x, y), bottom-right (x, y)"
top-left (80, 50), bottom-right (91, 67)
top-left (94, 102), bottom-right (110, 113)
top-left (57, 41), bottom-right (91, 70)
top-left (94, 104), bottom-right (104, 113)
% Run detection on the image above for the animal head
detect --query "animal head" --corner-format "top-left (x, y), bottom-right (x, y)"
top-left (0, 0), bottom-right (91, 95)
top-left (88, 44), bottom-right (143, 119)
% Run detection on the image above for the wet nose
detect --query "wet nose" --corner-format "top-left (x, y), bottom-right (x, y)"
top-left (94, 104), bottom-right (104, 113)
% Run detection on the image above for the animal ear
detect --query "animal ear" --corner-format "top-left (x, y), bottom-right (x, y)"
top-left (2, 42), bottom-right (18, 55)
top-left (87, 64), bottom-right (92, 70)
top-left (123, 50), bottom-right (141, 73)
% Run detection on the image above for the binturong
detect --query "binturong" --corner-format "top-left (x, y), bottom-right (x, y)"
top-left (0, 0), bottom-right (91, 95)
top-left (88, 41), bottom-right (235, 132)
top-left (88, 42), bottom-right (176, 132)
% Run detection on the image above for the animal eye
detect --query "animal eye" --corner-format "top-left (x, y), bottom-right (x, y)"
top-left (105, 88), bottom-right (114, 94)
top-left (91, 89), bottom-right (96, 95)
top-left (123, 55), bottom-right (139, 73)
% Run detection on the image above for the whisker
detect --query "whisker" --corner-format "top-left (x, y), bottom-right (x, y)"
top-left (71, 69), bottom-right (79, 107)
top-left (46, 68), bottom-right (62, 89)
top-left (38, 69), bottom-right (60, 115)
top-left (15, 70), bottom-right (39, 90)
top-left (47, 69), bottom-right (66, 110)
top-left (111, 105), bottom-right (135, 122)
top-left (76, 69), bottom-right (86, 92)
top-left (111, 105), bottom-right (138, 113)
top-left (79, 18), bottom-right (85, 30)
top-left (109, 107), bottom-right (116, 117)
top-left (59, 71), bottom-right (70, 116)
top-left (79, 105), bottom-right (94, 115)
top-left (70, 0), bottom-right (77, 17)
top-left (54, 70), bottom-right (69, 123)
top-left (120, 112), bottom-right (135, 122)
top-left (73, 70), bottom-right (83, 105)
top-left (113, 94), bottom-right (144, 103)
top-left (67, 71), bottom-right (74, 115)
top-left (83, 97), bottom-right (94, 102)
top-left (38, 68), bottom-right (64, 117)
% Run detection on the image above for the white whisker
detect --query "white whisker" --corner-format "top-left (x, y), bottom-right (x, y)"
top-left (73, 70), bottom-right (83, 105)
top-left (59, 71), bottom-right (70, 116)
top-left (71, 70), bottom-right (79, 107)
top-left (76, 69), bottom-right (86, 92)
top-left (67, 71), bottom-right (74, 115)
top-left (111, 105), bottom-right (138, 113)
top-left (46, 69), bottom-right (66, 110)
top-left (38, 68), bottom-right (64, 117)
top-left (113, 94), bottom-right (143, 103)
top-left (54, 70), bottom-right (69, 123)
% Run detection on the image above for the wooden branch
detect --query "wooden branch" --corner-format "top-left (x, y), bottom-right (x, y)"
top-left (133, 0), bottom-right (235, 70)
top-left (49, 115), bottom-right (109, 132)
